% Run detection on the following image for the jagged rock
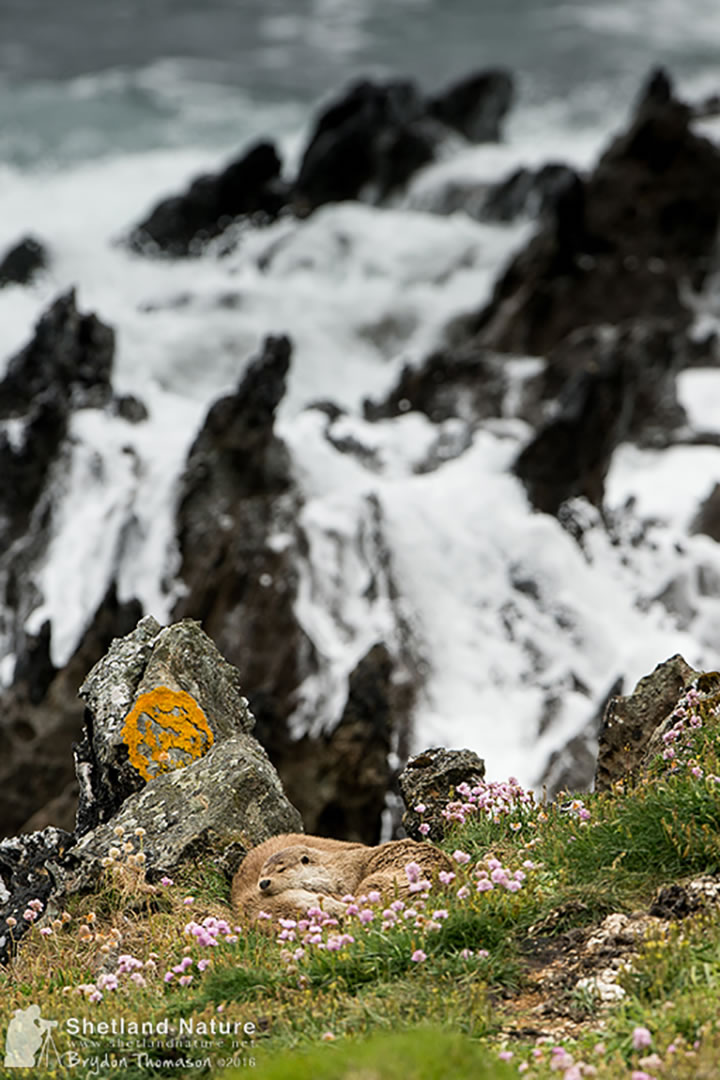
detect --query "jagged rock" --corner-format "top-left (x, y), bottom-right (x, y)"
top-left (363, 343), bottom-right (506, 425)
top-left (482, 163), bottom-right (580, 223)
top-left (690, 483), bottom-right (720, 541)
top-left (0, 583), bottom-right (143, 839)
top-left (293, 78), bottom-right (439, 212)
top-left (513, 353), bottom-right (636, 514)
top-left (472, 68), bottom-right (720, 355)
top-left (414, 162), bottom-right (579, 225)
top-left (75, 616), bottom-right (254, 837)
top-left (277, 643), bottom-right (407, 844)
top-left (0, 235), bottom-right (48, 288)
top-left (174, 350), bottom-right (416, 842)
top-left (533, 321), bottom-right (688, 446)
top-left (0, 290), bottom-right (115, 553)
top-left (427, 68), bottom-right (514, 142)
top-left (399, 747), bottom-right (486, 842)
top-left (0, 289), bottom-right (114, 417)
top-left (0, 294), bottom-right (120, 836)
top-left (177, 334), bottom-right (294, 501)
top-left (57, 734), bottom-right (303, 897)
top-left (127, 141), bottom-right (287, 256)
top-left (0, 828), bottom-right (72, 963)
top-left (173, 335), bottom-right (319, 782)
top-left (594, 654), bottom-right (699, 792)
top-left (538, 676), bottom-right (622, 798)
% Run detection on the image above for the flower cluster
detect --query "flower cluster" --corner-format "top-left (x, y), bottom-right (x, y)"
top-left (499, 1027), bottom-right (704, 1080)
top-left (657, 686), bottom-right (720, 781)
top-left (264, 850), bottom-right (533, 976)
top-left (70, 946), bottom-right (160, 1003)
top-left (434, 777), bottom-right (536, 829)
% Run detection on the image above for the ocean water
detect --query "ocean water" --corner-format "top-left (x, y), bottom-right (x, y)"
top-left (2, 0), bottom-right (720, 787)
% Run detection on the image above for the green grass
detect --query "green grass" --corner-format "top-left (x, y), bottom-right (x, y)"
top-left (5, 686), bottom-right (720, 1077)
top-left (239, 1027), bottom-right (516, 1080)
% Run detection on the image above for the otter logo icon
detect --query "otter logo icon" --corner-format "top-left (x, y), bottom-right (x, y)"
top-left (4, 1004), bottom-right (60, 1068)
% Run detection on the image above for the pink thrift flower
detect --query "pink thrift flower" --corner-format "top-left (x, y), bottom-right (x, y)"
top-left (358, 909), bottom-right (374, 924)
top-left (456, 885), bottom-right (470, 899)
top-left (404, 861), bottom-right (421, 883)
top-left (39, 927), bottom-right (52, 937)
top-left (178, 975), bottom-right (193, 987)
top-left (414, 803), bottom-right (427, 814)
top-left (498, 1050), bottom-right (513, 1061)
top-left (476, 879), bottom-right (493, 892)
top-left (130, 973), bottom-right (147, 987)
top-left (160, 876), bottom-right (174, 887)
top-left (632, 1026), bottom-right (652, 1050)
top-left (367, 891), bottom-right (382, 904)
top-left (419, 823), bottom-right (431, 836)
top-left (411, 949), bottom-right (427, 963)
top-left (438, 870), bottom-right (455, 885)
top-left (452, 850), bottom-right (471, 864)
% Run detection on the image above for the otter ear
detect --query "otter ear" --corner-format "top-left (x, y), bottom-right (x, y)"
top-left (301, 854), bottom-right (310, 864)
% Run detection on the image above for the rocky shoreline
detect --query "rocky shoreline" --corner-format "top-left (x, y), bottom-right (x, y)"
top-left (0, 64), bottom-right (719, 850)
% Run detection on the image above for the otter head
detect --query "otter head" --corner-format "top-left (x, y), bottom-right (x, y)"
top-left (257, 845), bottom-right (337, 896)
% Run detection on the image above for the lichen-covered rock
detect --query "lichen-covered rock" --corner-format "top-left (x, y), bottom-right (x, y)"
top-left (75, 617), bottom-right (254, 836)
top-left (57, 734), bottom-right (303, 896)
top-left (399, 746), bottom-right (486, 841)
top-left (0, 827), bottom-right (72, 964)
top-left (594, 654), bottom-right (699, 791)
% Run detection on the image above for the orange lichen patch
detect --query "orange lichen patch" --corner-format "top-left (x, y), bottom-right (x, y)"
top-left (120, 686), bottom-right (214, 782)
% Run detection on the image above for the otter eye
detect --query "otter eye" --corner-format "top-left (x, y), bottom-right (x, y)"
top-left (301, 855), bottom-right (310, 864)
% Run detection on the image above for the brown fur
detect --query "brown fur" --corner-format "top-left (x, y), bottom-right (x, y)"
top-left (231, 833), bottom-right (453, 924)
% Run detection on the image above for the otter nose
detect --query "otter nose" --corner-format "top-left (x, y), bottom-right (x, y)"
top-left (259, 878), bottom-right (271, 891)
